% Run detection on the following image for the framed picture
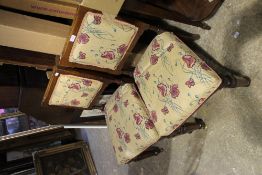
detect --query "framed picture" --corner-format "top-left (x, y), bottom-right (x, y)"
top-left (34, 142), bottom-right (97, 175)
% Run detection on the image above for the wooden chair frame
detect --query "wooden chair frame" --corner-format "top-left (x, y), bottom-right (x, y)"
top-left (59, 6), bottom-right (200, 75)
top-left (42, 66), bottom-right (123, 110)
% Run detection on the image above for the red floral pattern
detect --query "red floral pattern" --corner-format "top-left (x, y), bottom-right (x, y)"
top-left (161, 106), bottom-right (169, 115)
top-left (123, 100), bottom-right (129, 107)
top-left (145, 72), bottom-right (150, 80)
top-left (152, 39), bottom-right (160, 51)
top-left (115, 91), bottom-right (121, 101)
top-left (124, 133), bottom-right (131, 143)
top-left (182, 55), bottom-right (196, 68)
top-left (82, 79), bottom-right (92, 86)
top-left (198, 98), bottom-right (206, 104)
top-left (113, 104), bottom-right (118, 112)
top-left (157, 83), bottom-right (167, 97)
top-left (134, 133), bottom-right (141, 140)
top-left (78, 51), bottom-right (86, 59)
top-left (185, 78), bottom-right (195, 88)
top-left (170, 84), bottom-right (180, 99)
top-left (167, 43), bottom-right (174, 52)
top-left (145, 119), bottom-right (155, 129)
top-left (150, 111), bottom-right (157, 123)
top-left (81, 92), bottom-right (88, 97)
top-left (133, 113), bottom-right (143, 125)
top-left (93, 15), bottom-right (101, 25)
top-left (101, 51), bottom-right (115, 60)
top-left (150, 54), bottom-right (159, 65)
top-left (71, 99), bottom-right (80, 106)
top-left (200, 62), bottom-right (211, 71)
top-left (68, 83), bottom-right (81, 90)
top-left (116, 128), bottom-right (124, 139)
top-left (131, 90), bottom-right (139, 98)
top-left (117, 44), bottom-right (128, 55)
top-left (77, 33), bottom-right (89, 44)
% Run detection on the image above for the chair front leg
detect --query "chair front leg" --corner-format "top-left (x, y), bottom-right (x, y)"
top-left (220, 71), bottom-right (251, 88)
top-left (132, 146), bottom-right (164, 162)
top-left (165, 118), bottom-right (206, 139)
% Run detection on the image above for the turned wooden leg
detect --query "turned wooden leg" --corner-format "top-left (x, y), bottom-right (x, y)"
top-left (132, 146), bottom-right (164, 162)
top-left (165, 118), bottom-right (206, 138)
top-left (221, 71), bottom-right (251, 88)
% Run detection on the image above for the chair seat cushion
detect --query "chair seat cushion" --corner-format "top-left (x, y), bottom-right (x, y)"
top-left (69, 12), bottom-right (138, 70)
top-left (49, 74), bottom-right (103, 108)
top-left (134, 32), bottom-right (222, 137)
top-left (105, 84), bottom-right (159, 164)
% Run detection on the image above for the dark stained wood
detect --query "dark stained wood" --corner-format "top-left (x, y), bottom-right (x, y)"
top-left (121, 0), bottom-right (224, 29)
top-left (0, 46), bottom-right (56, 70)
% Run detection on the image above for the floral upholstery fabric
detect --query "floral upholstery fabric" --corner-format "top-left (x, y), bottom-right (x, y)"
top-left (69, 12), bottom-right (138, 70)
top-left (105, 84), bottom-right (159, 164)
top-left (49, 74), bottom-right (103, 108)
top-left (134, 32), bottom-right (222, 137)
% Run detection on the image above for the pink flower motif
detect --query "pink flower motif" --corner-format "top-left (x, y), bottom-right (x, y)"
top-left (71, 99), bottom-right (80, 106)
top-left (134, 67), bottom-right (141, 77)
top-left (150, 111), bottom-right (157, 123)
top-left (150, 54), bottom-right (159, 65)
top-left (81, 92), bottom-right (88, 97)
top-left (124, 133), bottom-right (131, 143)
top-left (115, 91), bottom-right (121, 101)
top-left (134, 133), bottom-right (141, 140)
top-left (145, 119), bottom-right (155, 129)
top-left (77, 33), bottom-right (89, 44)
top-left (157, 83), bottom-right (167, 97)
top-left (93, 15), bottom-right (101, 25)
top-left (131, 90), bottom-right (139, 98)
top-left (145, 72), bottom-right (150, 80)
top-left (68, 83), bottom-right (81, 90)
top-left (170, 84), bottom-right (180, 99)
top-left (182, 55), bottom-right (196, 68)
top-left (123, 100), bottom-right (129, 107)
top-left (152, 39), bottom-right (160, 51)
top-left (133, 113), bottom-right (143, 125)
top-left (118, 146), bottom-right (123, 152)
top-left (185, 78), bottom-right (195, 88)
top-left (113, 104), bottom-right (118, 112)
top-left (161, 106), bottom-right (169, 115)
top-left (116, 128), bottom-right (124, 139)
top-left (101, 51), bottom-right (115, 60)
top-left (200, 62), bottom-right (211, 71)
top-left (198, 98), bottom-right (206, 104)
top-left (82, 79), bottom-right (92, 86)
top-left (167, 43), bottom-right (174, 52)
top-left (78, 51), bottom-right (86, 59)
top-left (117, 44), bottom-right (128, 55)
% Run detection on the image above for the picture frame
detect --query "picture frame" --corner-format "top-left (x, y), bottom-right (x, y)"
top-left (33, 142), bottom-right (97, 175)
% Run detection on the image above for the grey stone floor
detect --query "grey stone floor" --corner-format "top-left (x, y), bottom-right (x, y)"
top-left (76, 0), bottom-right (262, 174)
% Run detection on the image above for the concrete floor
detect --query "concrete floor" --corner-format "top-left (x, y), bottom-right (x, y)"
top-left (76, 0), bottom-right (262, 174)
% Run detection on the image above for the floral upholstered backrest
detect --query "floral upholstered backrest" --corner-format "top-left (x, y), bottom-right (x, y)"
top-left (105, 84), bottom-right (159, 164)
top-left (134, 32), bottom-right (222, 137)
top-left (49, 74), bottom-right (103, 108)
top-left (69, 12), bottom-right (138, 70)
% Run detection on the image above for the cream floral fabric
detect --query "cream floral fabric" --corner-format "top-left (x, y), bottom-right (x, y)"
top-left (69, 12), bottom-right (138, 70)
top-left (105, 84), bottom-right (159, 164)
top-left (49, 74), bottom-right (103, 108)
top-left (134, 32), bottom-right (222, 137)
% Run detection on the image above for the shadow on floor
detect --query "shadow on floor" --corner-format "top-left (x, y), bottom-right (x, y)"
top-left (221, 1), bottom-right (262, 147)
